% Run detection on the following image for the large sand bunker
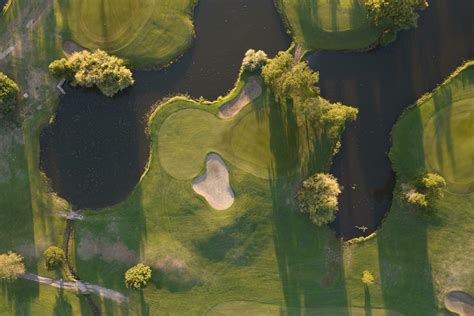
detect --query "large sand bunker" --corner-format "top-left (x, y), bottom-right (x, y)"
top-left (218, 77), bottom-right (262, 119)
top-left (192, 153), bottom-right (234, 210)
top-left (445, 291), bottom-right (474, 315)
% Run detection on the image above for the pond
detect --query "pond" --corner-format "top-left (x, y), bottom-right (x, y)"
top-left (40, 0), bottom-right (474, 238)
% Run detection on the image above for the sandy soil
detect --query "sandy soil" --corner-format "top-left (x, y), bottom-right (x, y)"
top-left (445, 291), bottom-right (474, 315)
top-left (218, 77), bottom-right (262, 119)
top-left (192, 153), bottom-right (234, 210)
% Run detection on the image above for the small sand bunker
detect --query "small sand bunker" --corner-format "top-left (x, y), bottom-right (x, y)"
top-left (445, 291), bottom-right (474, 315)
top-left (192, 153), bottom-right (234, 210)
top-left (218, 77), bottom-right (262, 119)
top-left (63, 41), bottom-right (86, 56)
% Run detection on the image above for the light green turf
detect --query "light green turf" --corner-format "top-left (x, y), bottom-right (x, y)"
top-left (54, 0), bottom-right (196, 68)
top-left (276, 0), bottom-right (382, 50)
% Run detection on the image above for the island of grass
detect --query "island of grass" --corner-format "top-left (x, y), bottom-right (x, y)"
top-left (54, 0), bottom-right (196, 68)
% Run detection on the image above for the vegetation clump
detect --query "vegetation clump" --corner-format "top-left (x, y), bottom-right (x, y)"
top-left (43, 246), bottom-right (65, 270)
top-left (262, 51), bottom-right (319, 101)
top-left (0, 72), bottom-right (19, 115)
top-left (361, 270), bottom-right (375, 286)
top-left (242, 49), bottom-right (268, 72)
top-left (296, 173), bottom-right (341, 226)
top-left (402, 173), bottom-right (446, 209)
top-left (125, 263), bottom-right (152, 289)
top-left (300, 96), bottom-right (358, 131)
top-left (366, 0), bottom-right (429, 44)
top-left (49, 49), bottom-right (135, 97)
top-left (0, 252), bottom-right (25, 281)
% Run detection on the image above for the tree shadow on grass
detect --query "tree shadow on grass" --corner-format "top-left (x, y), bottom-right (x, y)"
top-left (267, 95), bottom-right (348, 314)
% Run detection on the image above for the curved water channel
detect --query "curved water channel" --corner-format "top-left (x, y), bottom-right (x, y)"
top-left (40, 0), bottom-right (474, 239)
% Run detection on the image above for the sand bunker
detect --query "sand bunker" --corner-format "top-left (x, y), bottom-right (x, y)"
top-left (445, 291), bottom-right (474, 315)
top-left (218, 77), bottom-right (262, 119)
top-left (192, 153), bottom-right (234, 210)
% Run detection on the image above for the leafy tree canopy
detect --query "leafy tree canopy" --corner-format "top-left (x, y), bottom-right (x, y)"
top-left (361, 270), bottom-right (375, 285)
top-left (262, 51), bottom-right (319, 101)
top-left (125, 263), bottom-right (152, 289)
top-left (49, 49), bottom-right (135, 97)
top-left (242, 49), bottom-right (268, 72)
top-left (43, 246), bottom-right (65, 270)
top-left (0, 252), bottom-right (25, 281)
top-left (296, 173), bottom-right (341, 226)
top-left (366, 0), bottom-right (429, 32)
top-left (0, 72), bottom-right (19, 115)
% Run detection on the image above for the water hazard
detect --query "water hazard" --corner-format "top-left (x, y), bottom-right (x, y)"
top-left (40, 0), bottom-right (474, 238)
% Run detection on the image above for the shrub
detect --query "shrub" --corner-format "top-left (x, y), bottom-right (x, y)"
top-left (0, 72), bottom-right (19, 115)
top-left (405, 189), bottom-right (428, 208)
top-left (125, 263), bottom-right (152, 289)
top-left (421, 173), bottom-right (446, 199)
top-left (300, 96), bottom-right (358, 130)
top-left (0, 252), bottom-right (25, 281)
top-left (43, 246), bottom-right (65, 270)
top-left (366, 0), bottom-right (428, 32)
top-left (242, 49), bottom-right (268, 71)
top-left (296, 173), bottom-right (341, 226)
top-left (48, 50), bottom-right (135, 97)
top-left (361, 270), bottom-right (374, 286)
top-left (262, 51), bottom-right (319, 101)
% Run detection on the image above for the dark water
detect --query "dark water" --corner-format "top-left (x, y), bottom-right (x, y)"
top-left (40, 0), bottom-right (473, 238)
top-left (309, 0), bottom-right (474, 238)
top-left (40, 0), bottom-right (290, 209)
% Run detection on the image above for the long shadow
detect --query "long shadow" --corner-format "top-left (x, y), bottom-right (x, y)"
top-left (267, 94), bottom-right (348, 314)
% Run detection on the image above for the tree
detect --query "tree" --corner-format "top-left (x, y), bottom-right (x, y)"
top-left (0, 252), bottom-right (25, 281)
top-left (43, 246), bottom-right (65, 270)
top-left (261, 51), bottom-right (319, 101)
top-left (0, 72), bottom-right (19, 115)
top-left (125, 263), bottom-right (152, 289)
top-left (361, 270), bottom-right (374, 286)
top-left (296, 173), bottom-right (341, 226)
top-left (48, 49), bottom-right (135, 97)
top-left (365, 0), bottom-right (428, 32)
top-left (421, 173), bottom-right (446, 199)
top-left (242, 49), bottom-right (268, 71)
top-left (300, 96), bottom-right (358, 130)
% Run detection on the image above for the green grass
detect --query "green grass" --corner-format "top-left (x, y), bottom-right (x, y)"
top-left (54, 0), bottom-right (196, 68)
top-left (276, 0), bottom-right (382, 50)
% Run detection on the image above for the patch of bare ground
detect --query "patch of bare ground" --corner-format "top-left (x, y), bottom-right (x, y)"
top-left (154, 256), bottom-right (202, 292)
top-left (63, 40), bottom-right (85, 56)
top-left (445, 291), bottom-right (474, 315)
top-left (77, 232), bottom-right (136, 264)
top-left (192, 153), bottom-right (234, 210)
top-left (218, 76), bottom-right (262, 119)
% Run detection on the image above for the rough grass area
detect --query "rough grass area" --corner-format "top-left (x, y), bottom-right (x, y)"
top-left (276, 0), bottom-right (382, 50)
top-left (54, 0), bottom-right (196, 68)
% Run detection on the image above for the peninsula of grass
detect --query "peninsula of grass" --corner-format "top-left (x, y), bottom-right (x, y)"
top-left (54, 0), bottom-right (197, 68)
top-left (276, 0), bottom-right (382, 51)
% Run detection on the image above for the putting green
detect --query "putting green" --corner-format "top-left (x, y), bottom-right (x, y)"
top-left (424, 100), bottom-right (474, 194)
top-left (276, 0), bottom-right (381, 50)
top-left (55, 0), bottom-right (195, 67)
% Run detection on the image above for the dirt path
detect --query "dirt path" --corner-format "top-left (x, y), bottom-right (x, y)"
top-left (19, 272), bottom-right (129, 304)
top-left (218, 77), bottom-right (262, 119)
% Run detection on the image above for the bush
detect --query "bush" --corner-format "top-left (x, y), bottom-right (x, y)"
top-left (296, 173), bottom-right (341, 226)
top-left (242, 49), bottom-right (268, 71)
top-left (0, 252), bottom-right (25, 281)
top-left (366, 0), bottom-right (428, 32)
top-left (0, 72), bottom-right (19, 115)
top-left (48, 49), bottom-right (135, 97)
top-left (421, 173), bottom-right (446, 199)
top-left (405, 189), bottom-right (428, 208)
top-left (361, 270), bottom-right (374, 286)
top-left (43, 246), bottom-right (65, 270)
top-left (262, 51), bottom-right (319, 101)
top-left (125, 263), bottom-right (152, 289)
top-left (300, 96), bottom-right (358, 130)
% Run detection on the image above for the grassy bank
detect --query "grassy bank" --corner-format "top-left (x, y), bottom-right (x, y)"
top-left (275, 0), bottom-right (382, 51)
top-left (53, 0), bottom-right (197, 68)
